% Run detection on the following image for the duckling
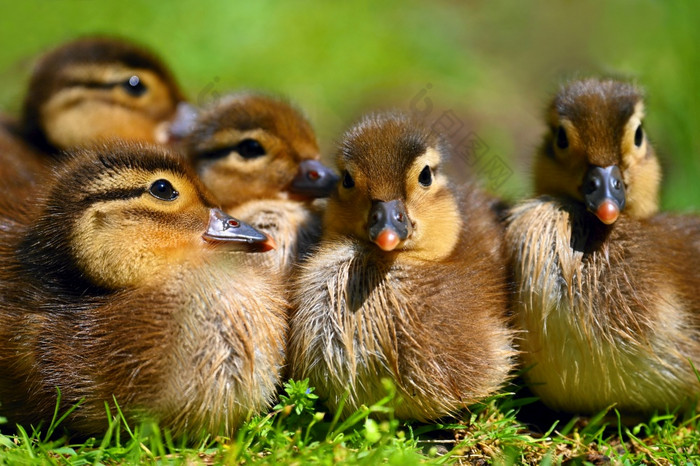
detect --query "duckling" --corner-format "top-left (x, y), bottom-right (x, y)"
top-left (0, 142), bottom-right (287, 438)
top-left (1, 36), bottom-right (185, 200)
top-left (182, 92), bottom-right (338, 274)
top-left (287, 113), bottom-right (514, 421)
top-left (21, 36), bottom-right (185, 154)
top-left (505, 78), bottom-right (700, 415)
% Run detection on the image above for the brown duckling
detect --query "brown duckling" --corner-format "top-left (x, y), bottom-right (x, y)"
top-left (0, 142), bottom-right (287, 438)
top-left (505, 78), bottom-right (700, 415)
top-left (182, 92), bottom-right (338, 274)
top-left (287, 113), bottom-right (514, 421)
top-left (0, 37), bottom-right (185, 197)
top-left (21, 36), bottom-right (185, 153)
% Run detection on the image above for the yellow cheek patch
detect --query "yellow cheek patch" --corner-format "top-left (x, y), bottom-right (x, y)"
top-left (621, 101), bottom-right (646, 166)
top-left (402, 148), bottom-right (463, 260)
top-left (70, 190), bottom-right (204, 289)
top-left (323, 189), bottom-right (371, 239)
top-left (44, 104), bottom-right (161, 148)
top-left (404, 187), bottom-right (461, 261)
top-left (324, 162), bottom-right (370, 239)
top-left (533, 154), bottom-right (587, 201)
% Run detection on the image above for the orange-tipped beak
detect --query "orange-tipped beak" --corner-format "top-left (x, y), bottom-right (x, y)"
top-left (595, 200), bottom-right (620, 225)
top-left (374, 228), bottom-right (401, 251)
top-left (367, 199), bottom-right (412, 252)
top-left (581, 165), bottom-right (626, 226)
top-left (260, 234), bottom-right (277, 252)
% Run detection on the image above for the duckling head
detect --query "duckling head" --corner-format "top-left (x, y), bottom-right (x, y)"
top-left (534, 78), bottom-right (661, 223)
top-left (325, 112), bottom-right (462, 261)
top-left (18, 142), bottom-right (271, 292)
top-left (21, 37), bottom-right (185, 153)
top-left (184, 93), bottom-right (338, 207)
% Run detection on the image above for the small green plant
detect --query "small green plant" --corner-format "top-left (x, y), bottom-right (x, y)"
top-left (274, 378), bottom-right (320, 421)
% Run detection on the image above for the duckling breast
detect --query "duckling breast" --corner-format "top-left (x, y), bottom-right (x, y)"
top-left (289, 238), bottom-right (513, 421)
top-left (229, 199), bottom-right (323, 276)
top-left (43, 257), bottom-right (289, 438)
top-left (505, 197), bottom-right (699, 413)
top-left (152, 259), bottom-right (287, 435)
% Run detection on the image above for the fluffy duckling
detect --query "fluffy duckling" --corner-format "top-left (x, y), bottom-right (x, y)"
top-left (1, 37), bottom-right (185, 198)
top-left (21, 36), bottom-right (185, 154)
top-left (505, 78), bottom-right (700, 415)
top-left (182, 92), bottom-right (338, 273)
top-left (0, 142), bottom-right (287, 438)
top-left (287, 113), bottom-right (514, 421)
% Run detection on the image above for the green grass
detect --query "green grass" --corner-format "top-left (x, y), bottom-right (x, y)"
top-left (1, 379), bottom-right (698, 465)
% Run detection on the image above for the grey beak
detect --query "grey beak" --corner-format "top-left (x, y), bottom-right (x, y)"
top-left (203, 208), bottom-right (275, 251)
top-left (580, 165), bottom-right (626, 224)
top-left (289, 159), bottom-right (339, 198)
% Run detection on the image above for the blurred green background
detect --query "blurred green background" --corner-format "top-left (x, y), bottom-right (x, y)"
top-left (0, 0), bottom-right (698, 209)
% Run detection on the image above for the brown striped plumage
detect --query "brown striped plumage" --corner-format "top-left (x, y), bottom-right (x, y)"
top-left (0, 142), bottom-right (287, 438)
top-left (506, 78), bottom-right (700, 414)
top-left (287, 113), bottom-right (514, 420)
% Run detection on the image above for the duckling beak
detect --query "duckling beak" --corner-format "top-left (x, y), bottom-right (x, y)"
top-left (289, 159), bottom-right (339, 198)
top-left (368, 200), bottom-right (412, 252)
top-left (580, 165), bottom-right (626, 225)
top-left (161, 102), bottom-right (200, 142)
top-left (203, 208), bottom-right (276, 251)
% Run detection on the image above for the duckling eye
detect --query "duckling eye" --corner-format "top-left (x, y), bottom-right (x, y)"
top-left (342, 170), bottom-right (355, 189)
top-left (556, 126), bottom-right (569, 150)
top-left (236, 139), bottom-right (266, 159)
top-left (149, 179), bottom-right (179, 201)
top-left (121, 75), bottom-right (148, 97)
top-left (634, 124), bottom-right (644, 147)
top-left (418, 165), bottom-right (432, 187)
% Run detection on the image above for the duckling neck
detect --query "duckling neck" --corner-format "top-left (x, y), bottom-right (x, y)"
top-left (570, 208), bottom-right (616, 254)
top-left (16, 231), bottom-right (109, 299)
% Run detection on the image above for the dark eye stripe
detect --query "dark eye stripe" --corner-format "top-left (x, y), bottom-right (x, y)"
top-left (196, 140), bottom-right (266, 161)
top-left (64, 80), bottom-right (124, 91)
top-left (197, 147), bottom-right (236, 161)
top-left (80, 188), bottom-right (146, 206)
top-left (79, 186), bottom-right (211, 211)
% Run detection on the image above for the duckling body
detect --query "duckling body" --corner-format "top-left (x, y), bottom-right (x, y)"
top-left (288, 113), bottom-right (514, 420)
top-left (0, 143), bottom-right (286, 437)
top-left (183, 92), bottom-right (337, 274)
top-left (506, 79), bottom-right (700, 414)
top-left (0, 118), bottom-right (48, 199)
top-left (507, 199), bottom-right (700, 413)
